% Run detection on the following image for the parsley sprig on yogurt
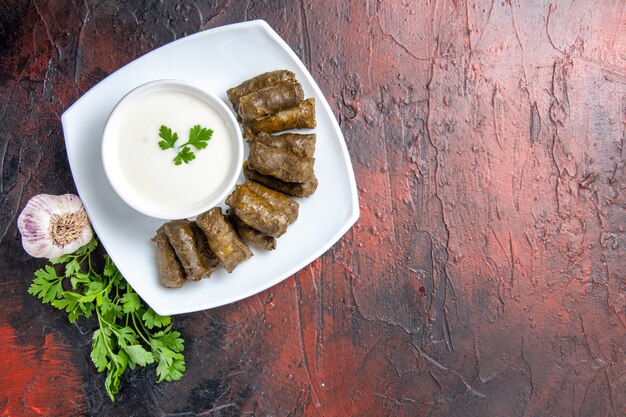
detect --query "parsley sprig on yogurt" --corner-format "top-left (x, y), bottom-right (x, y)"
top-left (158, 124), bottom-right (214, 165)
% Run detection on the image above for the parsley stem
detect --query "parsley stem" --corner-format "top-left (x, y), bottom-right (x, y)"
top-left (97, 308), bottom-right (117, 329)
top-left (123, 285), bottom-right (152, 346)
top-left (96, 309), bottom-right (116, 359)
top-left (130, 311), bottom-right (152, 346)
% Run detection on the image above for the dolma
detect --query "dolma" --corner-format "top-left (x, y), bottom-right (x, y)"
top-left (152, 226), bottom-right (186, 288)
top-left (163, 220), bottom-right (214, 281)
top-left (191, 222), bottom-right (220, 278)
top-left (248, 132), bottom-right (316, 158)
top-left (238, 81), bottom-right (304, 121)
top-left (243, 98), bottom-right (316, 135)
top-left (248, 141), bottom-right (315, 183)
top-left (243, 161), bottom-right (318, 198)
top-left (229, 211), bottom-right (276, 251)
top-left (196, 207), bottom-right (253, 273)
top-left (225, 181), bottom-right (299, 238)
top-left (227, 70), bottom-right (296, 112)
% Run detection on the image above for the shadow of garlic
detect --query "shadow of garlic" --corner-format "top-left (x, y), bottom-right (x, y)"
top-left (17, 194), bottom-right (93, 258)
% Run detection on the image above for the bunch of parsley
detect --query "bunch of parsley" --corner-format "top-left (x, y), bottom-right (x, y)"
top-left (28, 238), bottom-right (185, 400)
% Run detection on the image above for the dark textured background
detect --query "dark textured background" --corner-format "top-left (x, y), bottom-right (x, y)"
top-left (1, 1), bottom-right (625, 416)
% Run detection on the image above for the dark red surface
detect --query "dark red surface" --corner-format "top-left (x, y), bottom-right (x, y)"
top-left (1, 1), bottom-right (625, 416)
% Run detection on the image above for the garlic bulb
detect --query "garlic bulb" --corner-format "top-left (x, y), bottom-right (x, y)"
top-left (17, 194), bottom-right (93, 259)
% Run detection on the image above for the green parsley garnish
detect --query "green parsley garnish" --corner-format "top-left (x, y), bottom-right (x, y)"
top-left (158, 125), bottom-right (179, 150)
top-left (173, 146), bottom-right (195, 165)
top-left (158, 124), bottom-right (213, 165)
top-left (28, 238), bottom-right (186, 401)
top-left (180, 125), bottom-right (213, 150)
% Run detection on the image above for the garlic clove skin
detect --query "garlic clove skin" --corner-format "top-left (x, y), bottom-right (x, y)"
top-left (17, 194), bottom-right (93, 259)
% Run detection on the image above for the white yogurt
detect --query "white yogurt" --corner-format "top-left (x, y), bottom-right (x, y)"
top-left (103, 82), bottom-right (240, 218)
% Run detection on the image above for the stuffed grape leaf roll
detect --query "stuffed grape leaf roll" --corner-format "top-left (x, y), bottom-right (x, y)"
top-left (162, 220), bottom-right (216, 281)
top-left (248, 141), bottom-right (315, 183)
top-left (196, 207), bottom-right (253, 273)
top-left (225, 181), bottom-right (299, 238)
top-left (229, 211), bottom-right (276, 251)
top-left (152, 226), bottom-right (187, 288)
top-left (247, 132), bottom-right (316, 158)
top-left (243, 98), bottom-right (316, 134)
top-left (191, 222), bottom-right (220, 276)
top-left (227, 70), bottom-right (296, 112)
top-left (162, 220), bottom-right (213, 281)
top-left (243, 161), bottom-right (318, 198)
top-left (238, 81), bottom-right (304, 121)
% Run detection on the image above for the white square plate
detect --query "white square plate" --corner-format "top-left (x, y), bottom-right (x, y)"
top-left (61, 20), bottom-right (359, 315)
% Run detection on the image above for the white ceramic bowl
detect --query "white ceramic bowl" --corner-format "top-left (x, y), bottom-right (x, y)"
top-left (101, 79), bottom-right (243, 219)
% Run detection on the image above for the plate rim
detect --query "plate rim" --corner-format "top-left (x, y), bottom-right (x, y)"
top-left (62, 20), bottom-right (360, 315)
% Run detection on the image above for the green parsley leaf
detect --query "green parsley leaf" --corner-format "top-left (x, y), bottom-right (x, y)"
top-left (121, 292), bottom-right (141, 313)
top-left (173, 146), bottom-right (195, 165)
top-left (152, 327), bottom-right (184, 352)
top-left (86, 281), bottom-right (104, 295)
top-left (70, 272), bottom-right (91, 289)
top-left (51, 291), bottom-right (81, 312)
top-left (98, 291), bottom-right (114, 314)
top-left (182, 125), bottom-right (213, 150)
top-left (114, 326), bottom-right (140, 347)
top-left (50, 254), bottom-right (73, 264)
top-left (123, 345), bottom-right (154, 367)
top-left (65, 258), bottom-right (81, 277)
top-left (142, 308), bottom-right (171, 329)
top-left (76, 238), bottom-right (98, 255)
top-left (104, 369), bottom-right (122, 401)
top-left (158, 125), bottom-right (179, 150)
top-left (91, 328), bottom-right (111, 372)
top-left (155, 348), bottom-right (186, 382)
top-left (28, 265), bottom-right (63, 303)
top-left (103, 255), bottom-right (117, 278)
top-left (116, 349), bottom-right (129, 371)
